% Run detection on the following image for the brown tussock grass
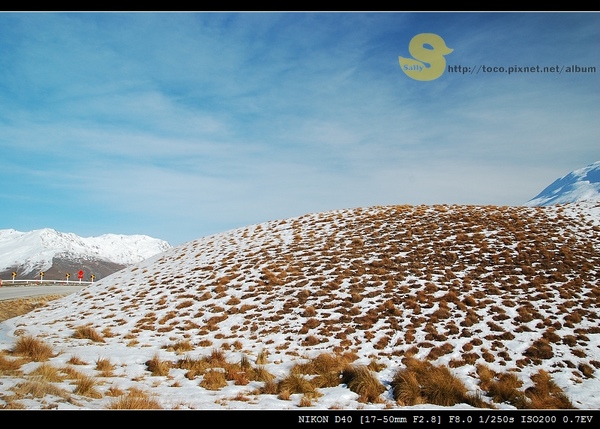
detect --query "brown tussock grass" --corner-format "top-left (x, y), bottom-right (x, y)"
top-left (291, 352), bottom-right (355, 389)
top-left (485, 371), bottom-right (527, 408)
top-left (11, 335), bottom-right (55, 362)
top-left (175, 356), bottom-right (211, 380)
top-left (251, 365), bottom-right (276, 383)
top-left (476, 367), bottom-right (572, 409)
top-left (200, 369), bottom-right (228, 390)
top-left (525, 370), bottom-right (575, 409)
top-left (0, 295), bottom-right (66, 322)
top-left (341, 365), bottom-right (386, 403)
top-left (277, 373), bottom-right (317, 396)
top-left (95, 357), bottom-right (116, 376)
top-left (72, 326), bottom-right (105, 343)
top-left (66, 355), bottom-right (87, 365)
top-left (146, 354), bottom-right (172, 377)
top-left (163, 339), bottom-right (195, 354)
top-left (29, 363), bottom-right (65, 383)
top-left (108, 389), bottom-right (163, 409)
top-left (392, 358), bottom-right (492, 408)
top-left (73, 374), bottom-right (102, 398)
top-left (0, 351), bottom-right (25, 375)
top-left (578, 363), bottom-right (595, 379)
top-left (10, 379), bottom-right (74, 403)
top-left (105, 385), bottom-right (126, 397)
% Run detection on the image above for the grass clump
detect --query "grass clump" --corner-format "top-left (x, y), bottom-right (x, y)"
top-left (108, 389), bottom-right (162, 409)
top-left (291, 352), bottom-right (354, 389)
top-left (145, 354), bottom-right (172, 377)
top-left (525, 370), bottom-right (574, 409)
top-left (11, 335), bottom-right (55, 362)
top-left (72, 326), bottom-right (105, 343)
top-left (0, 351), bottom-right (24, 375)
top-left (11, 379), bottom-right (73, 403)
top-left (341, 365), bottom-right (386, 403)
top-left (277, 373), bottom-right (317, 397)
top-left (477, 366), bottom-right (573, 409)
top-left (66, 355), bottom-right (87, 365)
top-left (95, 357), bottom-right (116, 377)
top-left (164, 339), bottom-right (195, 354)
top-left (200, 369), bottom-right (228, 390)
top-left (73, 375), bottom-right (102, 398)
top-left (485, 371), bottom-right (527, 408)
top-left (175, 349), bottom-right (275, 387)
top-left (391, 358), bottom-right (490, 408)
top-left (29, 363), bottom-right (65, 383)
top-left (176, 356), bottom-right (211, 380)
top-left (391, 367), bottom-right (423, 405)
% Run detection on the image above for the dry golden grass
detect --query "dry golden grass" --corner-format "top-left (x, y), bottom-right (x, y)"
top-left (478, 367), bottom-right (574, 409)
top-left (341, 365), bottom-right (386, 403)
top-left (419, 365), bottom-right (470, 407)
top-left (251, 379), bottom-right (275, 397)
top-left (525, 370), bottom-right (575, 409)
top-left (10, 379), bottom-right (74, 402)
top-left (145, 354), bottom-right (172, 377)
top-left (60, 365), bottom-right (87, 382)
top-left (66, 355), bottom-right (87, 365)
top-left (105, 385), bottom-right (126, 397)
top-left (11, 335), bottom-right (55, 362)
top-left (256, 349), bottom-right (268, 365)
top-left (29, 363), bottom-right (65, 383)
top-left (72, 325), bottom-right (105, 343)
top-left (391, 358), bottom-right (491, 408)
top-left (176, 356), bottom-right (209, 380)
top-left (0, 351), bottom-right (25, 374)
top-left (108, 389), bottom-right (163, 409)
top-left (200, 369), bottom-right (228, 390)
top-left (164, 339), bottom-right (194, 354)
top-left (0, 295), bottom-right (66, 322)
top-left (578, 363), bottom-right (595, 379)
top-left (95, 357), bottom-right (116, 377)
top-left (277, 373), bottom-right (317, 396)
top-left (73, 374), bottom-right (102, 398)
top-left (252, 365), bottom-right (276, 383)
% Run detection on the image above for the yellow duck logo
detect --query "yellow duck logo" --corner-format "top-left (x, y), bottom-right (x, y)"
top-left (399, 33), bottom-right (453, 81)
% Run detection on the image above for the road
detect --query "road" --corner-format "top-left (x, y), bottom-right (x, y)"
top-left (0, 284), bottom-right (88, 301)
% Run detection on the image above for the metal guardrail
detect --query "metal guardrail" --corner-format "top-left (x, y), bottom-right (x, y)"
top-left (0, 279), bottom-right (93, 286)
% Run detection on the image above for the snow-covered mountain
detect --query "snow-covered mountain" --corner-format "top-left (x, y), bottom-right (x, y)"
top-left (526, 160), bottom-right (600, 206)
top-left (0, 228), bottom-right (171, 280)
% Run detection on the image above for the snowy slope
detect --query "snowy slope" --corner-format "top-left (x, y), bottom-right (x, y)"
top-left (0, 228), bottom-right (171, 276)
top-left (527, 161), bottom-right (600, 206)
top-left (0, 202), bottom-right (599, 410)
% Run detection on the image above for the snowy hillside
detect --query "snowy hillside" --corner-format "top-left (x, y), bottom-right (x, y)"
top-left (0, 202), bottom-right (599, 411)
top-left (527, 161), bottom-right (600, 206)
top-left (0, 228), bottom-right (171, 278)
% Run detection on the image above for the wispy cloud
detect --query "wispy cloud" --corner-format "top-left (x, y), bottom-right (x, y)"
top-left (0, 12), bottom-right (598, 244)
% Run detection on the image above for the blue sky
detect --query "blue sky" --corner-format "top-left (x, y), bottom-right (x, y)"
top-left (1, 12), bottom-right (598, 245)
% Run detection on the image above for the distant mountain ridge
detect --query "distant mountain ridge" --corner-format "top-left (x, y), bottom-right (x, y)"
top-left (527, 160), bottom-right (600, 206)
top-left (0, 228), bottom-right (171, 280)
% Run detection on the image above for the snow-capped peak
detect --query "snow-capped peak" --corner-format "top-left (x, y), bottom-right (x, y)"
top-left (526, 160), bottom-right (600, 206)
top-left (0, 228), bottom-right (171, 276)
